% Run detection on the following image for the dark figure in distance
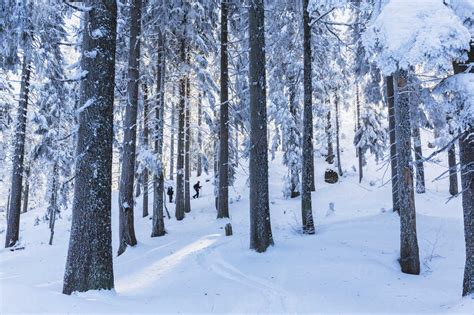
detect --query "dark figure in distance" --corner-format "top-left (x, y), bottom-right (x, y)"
top-left (193, 181), bottom-right (202, 199)
top-left (167, 186), bottom-right (174, 203)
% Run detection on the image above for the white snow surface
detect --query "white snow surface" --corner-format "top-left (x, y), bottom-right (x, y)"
top-left (1, 108), bottom-right (473, 313)
top-left (363, 0), bottom-right (471, 75)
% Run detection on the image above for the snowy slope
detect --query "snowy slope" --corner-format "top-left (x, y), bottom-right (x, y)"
top-left (1, 109), bottom-right (473, 313)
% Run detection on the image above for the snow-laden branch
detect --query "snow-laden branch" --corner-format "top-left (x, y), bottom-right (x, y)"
top-left (362, 0), bottom-right (471, 75)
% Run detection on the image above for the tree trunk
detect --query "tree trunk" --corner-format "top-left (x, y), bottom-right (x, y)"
top-left (22, 165), bottom-right (30, 213)
top-left (356, 84), bottom-right (363, 183)
top-left (218, 0), bottom-right (230, 219)
top-left (412, 124), bottom-right (425, 193)
top-left (63, 0), bottom-right (116, 294)
top-left (117, 0), bottom-right (142, 256)
top-left (214, 106), bottom-right (219, 211)
top-left (197, 93), bottom-right (202, 177)
top-left (394, 69), bottom-right (420, 275)
top-left (175, 39), bottom-right (186, 221)
top-left (448, 143), bottom-right (458, 196)
top-left (235, 123), bottom-right (239, 168)
top-left (289, 76), bottom-right (300, 198)
top-left (249, 0), bottom-right (273, 252)
top-left (326, 108), bottom-right (334, 164)
top-left (169, 100), bottom-right (176, 181)
top-left (301, 0), bottom-right (315, 234)
top-left (152, 30), bottom-right (166, 237)
top-left (386, 75), bottom-right (400, 214)
top-left (184, 50), bottom-right (191, 214)
top-left (335, 91), bottom-right (343, 177)
top-left (454, 41), bottom-right (474, 297)
top-left (460, 130), bottom-right (473, 296)
top-left (5, 55), bottom-right (30, 248)
top-left (142, 83), bottom-right (149, 217)
top-left (48, 162), bottom-right (59, 245)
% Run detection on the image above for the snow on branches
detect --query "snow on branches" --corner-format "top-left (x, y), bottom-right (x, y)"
top-left (362, 0), bottom-right (471, 75)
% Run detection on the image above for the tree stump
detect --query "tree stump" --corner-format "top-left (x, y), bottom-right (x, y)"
top-left (225, 223), bottom-right (233, 236)
top-left (324, 169), bottom-right (339, 184)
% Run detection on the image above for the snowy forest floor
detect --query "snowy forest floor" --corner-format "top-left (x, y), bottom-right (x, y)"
top-left (1, 127), bottom-right (474, 313)
top-left (1, 151), bottom-right (473, 313)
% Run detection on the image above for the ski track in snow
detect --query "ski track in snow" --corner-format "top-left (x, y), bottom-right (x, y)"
top-left (195, 241), bottom-right (296, 312)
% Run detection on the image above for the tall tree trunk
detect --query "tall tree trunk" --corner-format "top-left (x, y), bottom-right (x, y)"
top-left (152, 30), bottom-right (166, 237)
top-left (356, 84), bottom-right (363, 182)
top-left (326, 107), bottom-right (334, 164)
top-left (175, 39), bottom-right (186, 221)
top-left (235, 123), bottom-right (239, 168)
top-left (184, 50), bottom-right (191, 214)
top-left (169, 102), bottom-right (175, 181)
top-left (214, 106), bottom-right (219, 211)
top-left (5, 55), bottom-right (30, 248)
top-left (301, 0), bottom-right (315, 234)
top-left (387, 75), bottom-right (400, 214)
top-left (335, 91), bottom-right (343, 177)
top-left (142, 83), bottom-right (149, 217)
top-left (22, 165), bottom-right (30, 213)
top-left (48, 162), bottom-right (59, 245)
top-left (249, 0), bottom-right (273, 252)
top-left (197, 93), bottom-right (202, 177)
top-left (218, 0), bottom-right (229, 219)
top-left (454, 42), bottom-right (474, 297)
top-left (63, 0), bottom-right (117, 294)
top-left (448, 143), bottom-right (458, 196)
top-left (289, 76), bottom-right (300, 198)
top-left (460, 130), bottom-right (474, 296)
top-left (118, 0), bottom-right (142, 256)
top-left (394, 69), bottom-right (420, 275)
top-left (412, 124), bottom-right (425, 193)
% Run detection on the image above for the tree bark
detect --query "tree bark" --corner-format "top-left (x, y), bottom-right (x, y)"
top-left (218, 0), bottom-right (230, 219)
top-left (214, 106), bottom-right (219, 211)
top-left (184, 50), bottom-right (191, 214)
top-left (22, 165), bottom-right (30, 213)
top-left (412, 124), bottom-right (425, 193)
top-left (117, 0), bottom-right (142, 256)
top-left (175, 39), bottom-right (186, 221)
top-left (394, 69), bottom-right (420, 275)
top-left (356, 84), bottom-right (363, 183)
top-left (48, 162), bottom-right (59, 245)
top-left (197, 93), bottom-right (202, 177)
top-left (386, 75), bottom-right (400, 214)
top-left (326, 108), bottom-right (334, 164)
top-left (289, 76), bottom-right (300, 198)
top-left (335, 91), bottom-right (343, 177)
top-left (454, 41), bottom-right (474, 297)
top-left (5, 55), bottom-right (30, 248)
top-left (169, 102), bottom-right (175, 180)
top-left (142, 83), bottom-right (149, 217)
top-left (152, 30), bottom-right (166, 237)
top-left (249, 0), bottom-right (273, 252)
top-left (235, 123), bottom-right (239, 168)
top-left (63, 0), bottom-right (116, 294)
top-left (301, 0), bottom-right (315, 234)
top-left (448, 143), bottom-right (458, 196)
top-left (460, 130), bottom-right (474, 296)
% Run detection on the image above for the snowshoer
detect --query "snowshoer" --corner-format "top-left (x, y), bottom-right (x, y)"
top-left (193, 181), bottom-right (202, 199)
top-left (167, 186), bottom-right (174, 203)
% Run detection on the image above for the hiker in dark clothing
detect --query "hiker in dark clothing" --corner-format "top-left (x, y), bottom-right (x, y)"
top-left (193, 181), bottom-right (202, 199)
top-left (167, 186), bottom-right (174, 203)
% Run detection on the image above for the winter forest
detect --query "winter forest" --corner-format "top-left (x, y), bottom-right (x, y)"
top-left (0, 0), bottom-right (473, 313)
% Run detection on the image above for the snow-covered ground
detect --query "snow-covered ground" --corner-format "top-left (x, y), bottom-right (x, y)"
top-left (1, 112), bottom-right (473, 313)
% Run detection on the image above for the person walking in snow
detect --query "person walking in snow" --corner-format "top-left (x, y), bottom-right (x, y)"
top-left (193, 181), bottom-right (202, 199)
top-left (167, 186), bottom-right (174, 203)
